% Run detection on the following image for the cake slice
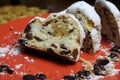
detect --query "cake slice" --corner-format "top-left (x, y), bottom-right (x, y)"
top-left (95, 0), bottom-right (120, 46)
top-left (18, 13), bottom-right (85, 62)
top-left (65, 1), bottom-right (101, 54)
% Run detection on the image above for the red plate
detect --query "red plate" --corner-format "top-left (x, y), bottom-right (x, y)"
top-left (0, 14), bottom-right (120, 80)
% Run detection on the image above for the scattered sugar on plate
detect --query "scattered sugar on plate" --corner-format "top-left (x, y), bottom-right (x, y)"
top-left (56, 70), bottom-right (60, 77)
top-left (100, 46), bottom-right (110, 55)
top-left (0, 72), bottom-right (5, 75)
top-left (0, 53), bottom-right (6, 58)
top-left (24, 56), bottom-right (29, 60)
top-left (8, 44), bottom-right (21, 56)
top-left (24, 56), bottom-right (34, 63)
top-left (97, 55), bottom-right (104, 59)
top-left (89, 65), bottom-right (120, 80)
top-left (15, 64), bottom-right (23, 70)
top-left (109, 42), bottom-right (115, 47)
top-left (89, 75), bottom-right (104, 80)
top-left (104, 61), bottom-right (120, 76)
top-left (0, 45), bottom-right (10, 58)
top-left (20, 72), bottom-right (26, 76)
top-left (110, 69), bottom-right (120, 76)
top-left (14, 31), bottom-right (21, 35)
top-left (70, 69), bottom-right (74, 73)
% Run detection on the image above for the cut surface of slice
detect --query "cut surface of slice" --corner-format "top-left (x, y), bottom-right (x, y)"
top-left (95, 0), bottom-right (120, 46)
top-left (18, 13), bottom-right (85, 62)
top-left (65, 1), bottom-right (101, 53)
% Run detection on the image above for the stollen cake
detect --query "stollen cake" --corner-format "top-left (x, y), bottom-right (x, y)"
top-left (65, 1), bottom-right (101, 53)
top-left (95, 0), bottom-right (120, 46)
top-left (18, 13), bottom-right (85, 62)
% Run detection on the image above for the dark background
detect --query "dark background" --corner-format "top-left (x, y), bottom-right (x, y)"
top-left (0, 0), bottom-right (120, 12)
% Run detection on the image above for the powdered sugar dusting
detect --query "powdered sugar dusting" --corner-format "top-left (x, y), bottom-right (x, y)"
top-left (109, 42), bottom-right (115, 47)
top-left (66, 1), bottom-right (101, 28)
top-left (91, 28), bottom-right (101, 53)
top-left (9, 46), bottom-right (21, 56)
top-left (0, 45), bottom-right (10, 57)
top-left (0, 44), bottom-right (22, 57)
top-left (105, 61), bottom-right (120, 76)
top-left (90, 68), bottom-right (120, 80)
top-left (89, 75), bottom-right (104, 80)
top-left (89, 61), bottom-right (120, 80)
top-left (96, 54), bottom-right (120, 79)
top-left (0, 45), bottom-right (10, 53)
top-left (109, 69), bottom-right (120, 76)
top-left (0, 72), bottom-right (5, 75)
top-left (100, 46), bottom-right (110, 55)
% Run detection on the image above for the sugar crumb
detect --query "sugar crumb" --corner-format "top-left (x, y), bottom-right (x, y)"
top-left (15, 64), bottom-right (23, 69)
top-left (10, 26), bottom-right (14, 31)
top-left (14, 31), bottom-right (21, 35)
top-left (24, 56), bottom-right (34, 63)
top-left (9, 45), bottom-right (21, 56)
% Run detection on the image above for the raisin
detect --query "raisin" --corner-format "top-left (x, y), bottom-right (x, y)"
top-left (42, 21), bottom-right (51, 26)
top-left (31, 19), bottom-right (36, 23)
top-left (48, 32), bottom-right (52, 35)
top-left (18, 39), bottom-right (27, 46)
top-left (60, 44), bottom-right (67, 50)
top-left (24, 24), bottom-right (31, 33)
top-left (103, 10), bottom-right (108, 15)
top-left (63, 75), bottom-right (76, 80)
top-left (63, 20), bottom-right (67, 23)
top-left (108, 52), bottom-right (118, 61)
top-left (76, 70), bottom-right (90, 79)
top-left (87, 31), bottom-right (91, 37)
top-left (0, 65), bottom-right (9, 72)
top-left (7, 69), bottom-right (14, 74)
top-left (69, 29), bottom-right (74, 33)
top-left (51, 44), bottom-right (57, 48)
top-left (60, 50), bottom-right (71, 55)
top-left (26, 33), bottom-right (33, 40)
top-left (47, 48), bottom-right (54, 53)
top-left (23, 75), bottom-right (36, 80)
top-left (110, 46), bottom-right (120, 53)
top-left (111, 28), bottom-right (117, 38)
top-left (93, 64), bottom-right (106, 75)
top-left (95, 58), bottom-right (109, 66)
top-left (0, 65), bottom-right (14, 74)
top-left (35, 73), bottom-right (47, 80)
top-left (34, 36), bottom-right (43, 42)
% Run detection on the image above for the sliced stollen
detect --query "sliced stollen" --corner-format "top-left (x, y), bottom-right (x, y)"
top-left (64, 1), bottom-right (101, 54)
top-left (95, 0), bottom-right (120, 46)
top-left (18, 13), bottom-right (85, 62)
